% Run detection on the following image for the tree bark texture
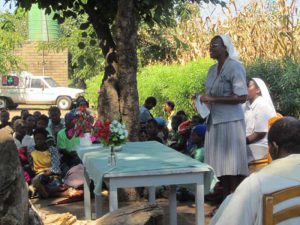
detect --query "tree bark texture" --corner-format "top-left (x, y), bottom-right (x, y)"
top-left (0, 127), bottom-right (28, 225)
top-left (116, 0), bottom-right (140, 141)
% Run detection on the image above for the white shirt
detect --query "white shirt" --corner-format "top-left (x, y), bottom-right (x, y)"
top-left (13, 133), bottom-right (35, 149)
top-left (244, 96), bottom-right (276, 146)
top-left (209, 155), bottom-right (300, 225)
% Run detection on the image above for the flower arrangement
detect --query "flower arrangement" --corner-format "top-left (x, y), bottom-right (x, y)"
top-left (70, 105), bottom-right (94, 137)
top-left (91, 119), bottom-right (128, 146)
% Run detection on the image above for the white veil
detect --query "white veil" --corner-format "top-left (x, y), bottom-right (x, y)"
top-left (252, 78), bottom-right (276, 115)
top-left (219, 34), bottom-right (240, 62)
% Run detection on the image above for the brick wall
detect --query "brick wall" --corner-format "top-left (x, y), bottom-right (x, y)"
top-left (13, 41), bottom-right (69, 86)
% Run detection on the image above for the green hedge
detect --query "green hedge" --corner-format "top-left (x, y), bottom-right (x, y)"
top-left (85, 58), bottom-right (299, 118)
top-left (246, 59), bottom-right (300, 117)
top-left (85, 74), bottom-right (103, 108)
top-left (137, 58), bottom-right (213, 117)
top-left (85, 58), bottom-right (213, 118)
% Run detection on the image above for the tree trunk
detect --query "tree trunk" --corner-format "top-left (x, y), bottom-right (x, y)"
top-left (0, 127), bottom-right (28, 225)
top-left (116, 0), bottom-right (140, 141)
top-left (87, 0), bottom-right (140, 140)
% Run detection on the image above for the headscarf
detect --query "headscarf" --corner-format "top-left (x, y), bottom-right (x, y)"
top-left (64, 112), bottom-right (76, 123)
top-left (192, 124), bottom-right (207, 139)
top-left (252, 78), bottom-right (276, 115)
top-left (219, 34), bottom-right (240, 62)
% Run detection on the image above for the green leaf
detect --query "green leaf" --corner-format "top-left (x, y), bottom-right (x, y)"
top-left (90, 39), bottom-right (97, 46)
top-left (45, 7), bottom-right (52, 15)
top-left (78, 42), bottom-right (85, 49)
top-left (79, 22), bottom-right (90, 30)
top-left (86, 57), bottom-right (94, 65)
top-left (81, 32), bottom-right (88, 38)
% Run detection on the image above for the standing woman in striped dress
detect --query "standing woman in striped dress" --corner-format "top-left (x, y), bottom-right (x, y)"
top-left (200, 35), bottom-right (248, 198)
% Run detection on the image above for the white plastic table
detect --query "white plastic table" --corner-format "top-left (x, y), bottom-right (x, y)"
top-left (77, 141), bottom-right (216, 225)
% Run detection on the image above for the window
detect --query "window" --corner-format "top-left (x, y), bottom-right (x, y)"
top-left (31, 79), bottom-right (43, 88)
top-left (44, 77), bottom-right (59, 87)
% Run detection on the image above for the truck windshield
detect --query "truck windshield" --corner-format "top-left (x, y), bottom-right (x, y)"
top-left (44, 77), bottom-right (60, 87)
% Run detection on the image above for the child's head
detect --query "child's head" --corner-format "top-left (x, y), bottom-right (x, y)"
top-left (77, 98), bottom-right (89, 109)
top-left (146, 119), bottom-right (159, 138)
top-left (36, 114), bottom-right (49, 129)
top-left (25, 114), bottom-right (36, 130)
top-left (191, 115), bottom-right (205, 127)
top-left (33, 128), bottom-right (48, 148)
top-left (21, 109), bottom-right (29, 120)
top-left (163, 101), bottom-right (175, 113)
top-left (14, 119), bottom-right (27, 137)
top-left (191, 125), bottom-right (206, 147)
top-left (33, 111), bottom-right (42, 121)
top-left (65, 112), bottom-right (76, 129)
top-left (0, 109), bottom-right (10, 124)
top-left (48, 106), bottom-right (61, 124)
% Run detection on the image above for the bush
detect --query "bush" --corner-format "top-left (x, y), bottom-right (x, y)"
top-left (85, 58), bottom-right (213, 116)
top-left (85, 58), bottom-right (299, 118)
top-left (84, 74), bottom-right (103, 109)
top-left (138, 58), bottom-right (213, 117)
top-left (246, 59), bottom-right (300, 117)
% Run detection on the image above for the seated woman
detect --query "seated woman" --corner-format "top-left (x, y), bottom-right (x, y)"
top-left (244, 78), bottom-right (276, 163)
top-left (28, 128), bottom-right (62, 198)
top-left (209, 117), bottom-right (300, 225)
top-left (57, 112), bottom-right (81, 171)
top-left (57, 112), bottom-right (84, 191)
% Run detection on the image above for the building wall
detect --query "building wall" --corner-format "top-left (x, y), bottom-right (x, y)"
top-left (13, 41), bottom-right (68, 86)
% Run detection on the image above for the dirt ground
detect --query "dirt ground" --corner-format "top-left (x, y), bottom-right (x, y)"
top-left (32, 195), bottom-right (217, 225)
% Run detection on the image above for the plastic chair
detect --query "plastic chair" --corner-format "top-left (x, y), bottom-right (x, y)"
top-left (263, 185), bottom-right (300, 225)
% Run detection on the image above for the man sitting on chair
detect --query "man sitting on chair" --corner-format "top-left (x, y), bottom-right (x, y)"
top-left (209, 116), bottom-right (300, 225)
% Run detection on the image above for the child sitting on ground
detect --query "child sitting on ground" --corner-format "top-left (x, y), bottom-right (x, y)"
top-left (28, 128), bottom-right (62, 198)
top-left (189, 124), bottom-right (206, 162)
top-left (146, 119), bottom-right (163, 143)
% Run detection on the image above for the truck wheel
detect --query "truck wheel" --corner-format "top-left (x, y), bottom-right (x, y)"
top-left (57, 96), bottom-right (72, 110)
top-left (0, 98), bottom-right (7, 109)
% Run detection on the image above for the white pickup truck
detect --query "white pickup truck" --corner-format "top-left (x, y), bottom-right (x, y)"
top-left (0, 71), bottom-right (84, 110)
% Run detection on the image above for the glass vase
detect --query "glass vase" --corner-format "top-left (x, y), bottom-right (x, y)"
top-left (108, 145), bottom-right (117, 167)
top-left (79, 133), bottom-right (92, 146)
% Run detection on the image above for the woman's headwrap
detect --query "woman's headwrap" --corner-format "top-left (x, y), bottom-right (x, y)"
top-left (192, 124), bottom-right (207, 139)
top-left (219, 34), bottom-right (240, 62)
top-left (252, 78), bottom-right (276, 116)
top-left (65, 111), bottom-right (76, 123)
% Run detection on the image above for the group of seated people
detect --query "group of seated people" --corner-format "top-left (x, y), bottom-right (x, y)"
top-left (0, 76), bottom-right (298, 224)
top-left (139, 78), bottom-right (300, 224)
top-left (139, 96), bottom-right (207, 163)
top-left (0, 99), bottom-right (89, 199)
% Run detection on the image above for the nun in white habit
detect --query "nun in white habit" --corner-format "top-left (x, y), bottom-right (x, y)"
top-left (244, 78), bottom-right (277, 163)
